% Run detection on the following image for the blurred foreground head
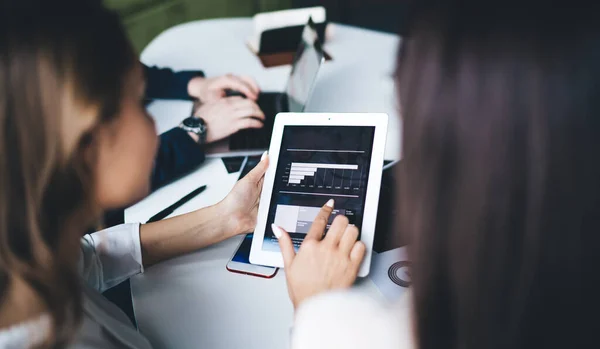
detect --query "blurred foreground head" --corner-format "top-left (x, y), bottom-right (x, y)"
top-left (397, 1), bottom-right (600, 348)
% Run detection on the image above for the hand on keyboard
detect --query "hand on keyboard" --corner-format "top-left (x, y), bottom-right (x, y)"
top-left (194, 97), bottom-right (265, 144)
top-left (188, 74), bottom-right (259, 102)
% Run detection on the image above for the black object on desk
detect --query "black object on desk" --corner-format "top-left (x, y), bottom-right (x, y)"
top-left (222, 156), bottom-right (247, 173)
top-left (259, 21), bottom-right (328, 54)
top-left (238, 155), bottom-right (263, 180)
top-left (373, 160), bottom-right (403, 253)
top-left (146, 185), bottom-right (207, 223)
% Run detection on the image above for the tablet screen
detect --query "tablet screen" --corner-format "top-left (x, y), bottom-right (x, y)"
top-left (262, 125), bottom-right (376, 252)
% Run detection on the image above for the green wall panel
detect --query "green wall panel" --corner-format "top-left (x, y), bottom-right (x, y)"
top-left (106, 0), bottom-right (291, 52)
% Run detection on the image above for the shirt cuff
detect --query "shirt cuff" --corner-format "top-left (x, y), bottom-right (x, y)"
top-left (176, 70), bottom-right (205, 100)
top-left (80, 223), bottom-right (144, 292)
top-left (164, 127), bottom-right (201, 149)
top-left (144, 65), bottom-right (205, 100)
top-left (132, 223), bottom-right (144, 274)
top-left (91, 222), bottom-right (144, 274)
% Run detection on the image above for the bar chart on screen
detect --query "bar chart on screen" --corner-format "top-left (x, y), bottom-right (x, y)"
top-left (280, 149), bottom-right (368, 196)
top-left (287, 162), bottom-right (361, 187)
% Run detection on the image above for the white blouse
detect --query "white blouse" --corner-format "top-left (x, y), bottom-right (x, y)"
top-left (292, 291), bottom-right (415, 349)
top-left (0, 223), bottom-right (152, 349)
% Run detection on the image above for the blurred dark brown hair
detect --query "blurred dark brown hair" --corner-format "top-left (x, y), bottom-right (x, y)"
top-left (0, 1), bottom-right (136, 347)
top-left (397, 1), bottom-right (600, 348)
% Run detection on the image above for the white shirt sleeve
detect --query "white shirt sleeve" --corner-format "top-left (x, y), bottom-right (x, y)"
top-left (79, 223), bottom-right (144, 293)
top-left (291, 291), bottom-right (414, 349)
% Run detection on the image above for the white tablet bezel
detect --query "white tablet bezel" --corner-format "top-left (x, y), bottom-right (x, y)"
top-left (249, 112), bottom-right (388, 277)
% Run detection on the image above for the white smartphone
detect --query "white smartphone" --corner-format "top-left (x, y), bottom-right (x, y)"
top-left (226, 233), bottom-right (278, 278)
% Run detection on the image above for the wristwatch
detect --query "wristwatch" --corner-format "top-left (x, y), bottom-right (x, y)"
top-left (180, 116), bottom-right (207, 144)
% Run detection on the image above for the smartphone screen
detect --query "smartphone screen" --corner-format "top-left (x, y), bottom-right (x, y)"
top-left (230, 156), bottom-right (265, 264)
top-left (228, 233), bottom-right (278, 277)
top-left (228, 155), bottom-right (278, 278)
top-left (231, 233), bottom-right (254, 264)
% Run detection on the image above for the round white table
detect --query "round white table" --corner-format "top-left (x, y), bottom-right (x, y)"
top-left (127, 18), bottom-right (402, 349)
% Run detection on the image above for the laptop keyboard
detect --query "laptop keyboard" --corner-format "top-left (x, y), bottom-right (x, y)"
top-left (229, 93), bottom-right (285, 151)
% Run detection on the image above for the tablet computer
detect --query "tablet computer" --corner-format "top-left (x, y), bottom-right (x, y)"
top-left (249, 113), bottom-right (388, 277)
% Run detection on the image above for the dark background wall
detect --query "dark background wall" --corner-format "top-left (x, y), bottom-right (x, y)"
top-left (107, 0), bottom-right (408, 53)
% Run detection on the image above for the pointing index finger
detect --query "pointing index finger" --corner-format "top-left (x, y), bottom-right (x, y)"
top-left (305, 199), bottom-right (334, 242)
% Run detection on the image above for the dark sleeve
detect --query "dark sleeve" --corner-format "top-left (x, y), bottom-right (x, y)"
top-left (144, 65), bottom-right (205, 100)
top-left (103, 128), bottom-right (206, 227)
top-left (151, 127), bottom-right (206, 191)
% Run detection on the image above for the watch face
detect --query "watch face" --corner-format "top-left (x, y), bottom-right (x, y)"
top-left (183, 117), bottom-right (203, 128)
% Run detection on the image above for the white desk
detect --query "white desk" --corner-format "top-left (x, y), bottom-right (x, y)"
top-left (127, 18), bottom-right (402, 349)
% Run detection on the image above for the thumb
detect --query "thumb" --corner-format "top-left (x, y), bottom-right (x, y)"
top-left (272, 224), bottom-right (295, 268)
top-left (246, 151), bottom-right (269, 183)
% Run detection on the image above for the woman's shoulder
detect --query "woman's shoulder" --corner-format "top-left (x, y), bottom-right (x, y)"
top-left (0, 314), bottom-right (50, 348)
top-left (292, 291), bottom-right (414, 349)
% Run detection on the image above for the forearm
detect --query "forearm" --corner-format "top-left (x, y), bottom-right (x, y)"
top-left (143, 64), bottom-right (204, 100)
top-left (139, 203), bottom-right (235, 267)
top-left (141, 154), bottom-right (268, 267)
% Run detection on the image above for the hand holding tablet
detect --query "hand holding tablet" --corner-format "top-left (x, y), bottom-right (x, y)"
top-left (249, 112), bottom-right (388, 276)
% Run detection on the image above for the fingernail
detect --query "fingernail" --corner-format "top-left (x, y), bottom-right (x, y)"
top-left (261, 151), bottom-right (268, 161)
top-left (271, 224), bottom-right (283, 239)
top-left (326, 199), bottom-right (334, 208)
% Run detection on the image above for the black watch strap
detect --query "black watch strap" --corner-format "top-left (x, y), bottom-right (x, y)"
top-left (180, 116), bottom-right (207, 144)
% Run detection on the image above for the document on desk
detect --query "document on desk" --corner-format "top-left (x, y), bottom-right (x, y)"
top-left (124, 158), bottom-right (237, 224)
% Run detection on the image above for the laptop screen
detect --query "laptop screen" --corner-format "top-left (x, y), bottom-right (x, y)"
top-left (285, 23), bottom-right (325, 113)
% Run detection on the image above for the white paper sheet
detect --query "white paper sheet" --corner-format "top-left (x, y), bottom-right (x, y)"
top-left (125, 158), bottom-right (237, 224)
